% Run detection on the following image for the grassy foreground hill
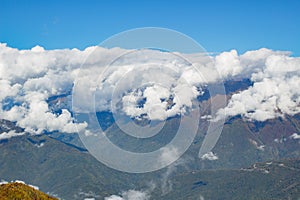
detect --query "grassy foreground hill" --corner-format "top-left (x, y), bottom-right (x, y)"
top-left (0, 182), bottom-right (57, 200)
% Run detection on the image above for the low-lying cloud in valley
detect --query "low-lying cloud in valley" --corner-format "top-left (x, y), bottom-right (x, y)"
top-left (105, 190), bottom-right (150, 200)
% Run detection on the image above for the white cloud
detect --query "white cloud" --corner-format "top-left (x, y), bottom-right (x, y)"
top-left (34, 142), bottom-right (45, 148)
top-left (105, 190), bottom-right (149, 200)
top-left (215, 50), bottom-right (241, 78)
top-left (0, 43), bottom-right (299, 137)
top-left (0, 80), bottom-right (21, 101)
top-left (216, 51), bottom-right (300, 121)
top-left (0, 181), bottom-right (8, 185)
top-left (200, 152), bottom-right (218, 161)
top-left (91, 50), bottom-right (206, 121)
top-left (14, 92), bottom-right (87, 134)
top-left (0, 130), bottom-right (25, 140)
top-left (290, 133), bottom-right (300, 139)
top-left (0, 44), bottom-right (94, 134)
top-left (105, 196), bottom-right (124, 200)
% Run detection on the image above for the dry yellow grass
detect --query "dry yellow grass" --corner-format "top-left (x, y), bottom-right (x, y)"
top-left (0, 182), bottom-right (57, 200)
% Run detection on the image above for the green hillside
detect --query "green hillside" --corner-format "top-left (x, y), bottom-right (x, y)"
top-left (154, 159), bottom-right (300, 200)
top-left (0, 117), bottom-right (300, 199)
top-left (0, 134), bottom-right (141, 199)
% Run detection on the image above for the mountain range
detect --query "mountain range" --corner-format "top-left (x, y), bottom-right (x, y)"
top-left (0, 91), bottom-right (299, 199)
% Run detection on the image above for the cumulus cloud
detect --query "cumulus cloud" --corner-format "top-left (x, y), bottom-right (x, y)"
top-left (90, 49), bottom-right (206, 121)
top-left (0, 43), bottom-right (96, 134)
top-left (215, 49), bottom-right (241, 77)
top-left (0, 43), bottom-right (299, 136)
top-left (105, 190), bottom-right (149, 200)
top-left (216, 51), bottom-right (300, 121)
top-left (200, 152), bottom-right (218, 161)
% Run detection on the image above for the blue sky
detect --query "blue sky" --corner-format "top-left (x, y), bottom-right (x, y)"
top-left (1, 0), bottom-right (300, 55)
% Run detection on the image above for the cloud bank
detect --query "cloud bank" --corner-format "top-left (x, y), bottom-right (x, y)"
top-left (0, 43), bottom-right (299, 137)
top-left (216, 49), bottom-right (300, 121)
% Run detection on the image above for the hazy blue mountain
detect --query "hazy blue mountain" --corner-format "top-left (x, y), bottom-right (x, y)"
top-left (1, 78), bottom-right (300, 199)
top-left (1, 113), bottom-right (300, 199)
